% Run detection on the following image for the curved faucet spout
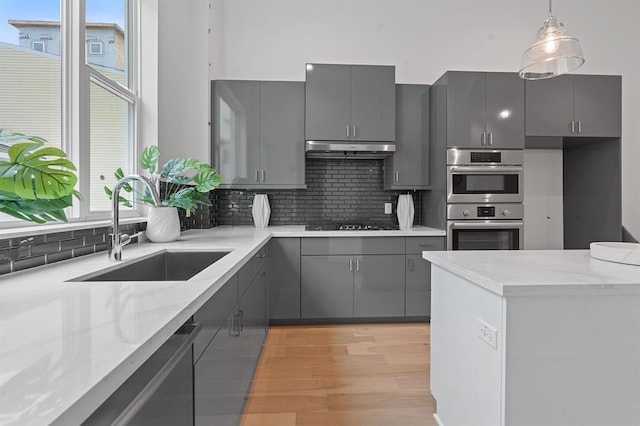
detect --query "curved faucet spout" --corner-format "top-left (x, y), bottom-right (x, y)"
top-left (109, 175), bottom-right (161, 261)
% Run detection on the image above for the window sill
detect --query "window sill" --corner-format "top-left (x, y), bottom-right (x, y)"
top-left (0, 217), bottom-right (147, 240)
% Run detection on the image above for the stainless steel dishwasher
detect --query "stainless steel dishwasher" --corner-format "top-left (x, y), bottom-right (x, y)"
top-left (83, 322), bottom-right (201, 426)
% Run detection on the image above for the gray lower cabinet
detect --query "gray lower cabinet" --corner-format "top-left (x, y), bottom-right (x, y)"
top-left (301, 255), bottom-right (354, 318)
top-left (305, 63), bottom-right (395, 142)
top-left (353, 255), bottom-right (405, 317)
top-left (405, 255), bottom-right (431, 317)
top-left (405, 237), bottom-right (445, 318)
top-left (195, 257), bottom-right (267, 426)
top-left (212, 80), bottom-right (305, 189)
top-left (525, 74), bottom-right (621, 137)
top-left (268, 238), bottom-right (301, 320)
top-left (384, 84), bottom-right (430, 190)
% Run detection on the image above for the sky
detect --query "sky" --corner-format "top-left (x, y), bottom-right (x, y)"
top-left (0, 0), bottom-right (125, 44)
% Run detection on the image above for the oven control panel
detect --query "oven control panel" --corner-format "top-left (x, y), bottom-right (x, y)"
top-left (447, 148), bottom-right (524, 166)
top-left (448, 203), bottom-right (524, 220)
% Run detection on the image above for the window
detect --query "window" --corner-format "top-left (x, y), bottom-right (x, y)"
top-left (31, 41), bottom-right (45, 52)
top-left (0, 0), bottom-right (141, 226)
top-left (88, 41), bottom-right (103, 55)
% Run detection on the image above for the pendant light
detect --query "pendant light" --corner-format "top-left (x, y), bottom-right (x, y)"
top-left (519, 0), bottom-right (585, 80)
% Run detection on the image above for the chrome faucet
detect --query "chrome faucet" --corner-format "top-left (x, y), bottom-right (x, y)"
top-left (109, 175), bottom-right (161, 261)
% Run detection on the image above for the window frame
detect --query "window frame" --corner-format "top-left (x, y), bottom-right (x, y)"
top-left (88, 40), bottom-right (103, 55)
top-left (0, 0), bottom-right (144, 230)
top-left (31, 40), bottom-right (46, 52)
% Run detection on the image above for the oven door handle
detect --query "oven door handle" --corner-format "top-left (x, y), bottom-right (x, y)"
top-left (449, 166), bottom-right (523, 173)
top-left (450, 221), bottom-right (523, 229)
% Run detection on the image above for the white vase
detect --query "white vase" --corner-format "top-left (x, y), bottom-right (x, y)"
top-left (252, 194), bottom-right (271, 228)
top-left (397, 194), bottom-right (415, 230)
top-left (146, 206), bottom-right (181, 242)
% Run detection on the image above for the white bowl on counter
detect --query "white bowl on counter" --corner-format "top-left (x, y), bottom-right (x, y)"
top-left (590, 242), bottom-right (640, 266)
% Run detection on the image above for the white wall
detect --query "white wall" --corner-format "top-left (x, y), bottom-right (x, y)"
top-left (157, 0), bottom-right (210, 165)
top-left (210, 0), bottom-right (640, 237)
top-left (523, 150), bottom-right (564, 249)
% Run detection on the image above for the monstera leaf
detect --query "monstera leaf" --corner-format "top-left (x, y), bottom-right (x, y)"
top-left (140, 146), bottom-right (159, 175)
top-left (0, 142), bottom-right (78, 200)
top-left (0, 130), bottom-right (80, 223)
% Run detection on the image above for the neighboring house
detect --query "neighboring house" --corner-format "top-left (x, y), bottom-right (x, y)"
top-left (8, 19), bottom-right (125, 71)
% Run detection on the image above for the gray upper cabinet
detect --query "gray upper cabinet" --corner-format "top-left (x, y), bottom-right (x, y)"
top-left (212, 80), bottom-right (306, 188)
top-left (384, 84), bottom-right (430, 189)
top-left (305, 64), bottom-right (395, 141)
top-left (260, 81), bottom-right (306, 185)
top-left (445, 71), bottom-right (524, 149)
top-left (213, 80), bottom-right (261, 187)
top-left (525, 74), bottom-right (621, 137)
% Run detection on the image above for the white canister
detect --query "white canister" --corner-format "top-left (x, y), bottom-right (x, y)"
top-left (146, 206), bottom-right (181, 242)
top-left (397, 194), bottom-right (415, 230)
top-left (252, 194), bottom-right (271, 228)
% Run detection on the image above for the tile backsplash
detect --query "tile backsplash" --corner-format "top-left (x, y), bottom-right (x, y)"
top-left (215, 159), bottom-right (421, 226)
top-left (0, 222), bottom-right (145, 276)
top-left (1, 159), bottom-right (423, 276)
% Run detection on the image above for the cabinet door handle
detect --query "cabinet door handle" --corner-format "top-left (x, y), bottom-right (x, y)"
top-left (570, 121), bottom-right (575, 134)
top-left (481, 132), bottom-right (486, 145)
top-left (346, 125), bottom-right (350, 137)
top-left (238, 309), bottom-right (244, 333)
top-left (262, 170), bottom-right (266, 182)
top-left (488, 132), bottom-right (493, 145)
top-left (349, 258), bottom-right (353, 272)
top-left (577, 120), bottom-right (582, 134)
top-left (256, 170), bottom-right (260, 182)
top-left (352, 125), bottom-right (357, 138)
top-left (395, 171), bottom-right (399, 183)
top-left (356, 258), bottom-right (360, 272)
top-left (418, 243), bottom-right (434, 247)
top-left (407, 258), bottom-right (413, 271)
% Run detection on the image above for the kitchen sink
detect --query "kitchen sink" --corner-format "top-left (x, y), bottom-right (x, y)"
top-left (69, 250), bottom-right (231, 282)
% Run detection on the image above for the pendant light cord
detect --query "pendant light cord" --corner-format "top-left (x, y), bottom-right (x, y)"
top-left (549, 0), bottom-right (553, 15)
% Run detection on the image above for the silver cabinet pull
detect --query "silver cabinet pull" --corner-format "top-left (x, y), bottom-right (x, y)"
top-left (577, 120), bottom-right (582, 134)
top-left (262, 170), bottom-right (266, 182)
top-left (481, 132), bottom-right (486, 145)
top-left (570, 121), bottom-right (575, 134)
top-left (395, 171), bottom-right (399, 183)
top-left (256, 170), bottom-right (260, 182)
top-left (407, 258), bottom-right (413, 271)
top-left (488, 132), bottom-right (493, 145)
top-left (348, 258), bottom-right (353, 272)
top-left (346, 125), bottom-right (350, 137)
top-left (352, 125), bottom-right (357, 138)
top-left (356, 258), bottom-right (360, 272)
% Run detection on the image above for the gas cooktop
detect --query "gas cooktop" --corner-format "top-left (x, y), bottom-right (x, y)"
top-left (305, 223), bottom-right (400, 231)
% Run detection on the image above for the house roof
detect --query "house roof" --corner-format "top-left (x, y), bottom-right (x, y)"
top-left (8, 19), bottom-right (125, 36)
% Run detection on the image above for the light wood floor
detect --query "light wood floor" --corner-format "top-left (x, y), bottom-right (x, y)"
top-left (241, 323), bottom-right (437, 426)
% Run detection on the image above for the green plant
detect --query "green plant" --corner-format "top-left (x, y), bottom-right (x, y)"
top-left (105, 146), bottom-right (222, 213)
top-left (0, 129), bottom-right (80, 223)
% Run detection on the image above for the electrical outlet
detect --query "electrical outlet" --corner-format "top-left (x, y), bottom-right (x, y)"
top-left (478, 319), bottom-right (498, 350)
top-left (384, 203), bottom-right (392, 214)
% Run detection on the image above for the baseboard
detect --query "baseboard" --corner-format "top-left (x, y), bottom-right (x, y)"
top-left (269, 316), bottom-right (430, 326)
top-left (433, 413), bottom-right (444, 426)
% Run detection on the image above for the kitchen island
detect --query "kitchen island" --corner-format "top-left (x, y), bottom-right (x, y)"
top-left (422, 250), bottom-right (640, 426)
top-left (0, 225), bottom-right (444, 425)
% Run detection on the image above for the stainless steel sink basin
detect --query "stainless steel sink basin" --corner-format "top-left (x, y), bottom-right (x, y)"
top-left (70, 250), bottom-right (230, 282)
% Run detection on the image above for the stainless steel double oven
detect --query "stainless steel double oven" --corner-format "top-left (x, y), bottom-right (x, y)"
top-left (446, 149), bottom-right (524, 250)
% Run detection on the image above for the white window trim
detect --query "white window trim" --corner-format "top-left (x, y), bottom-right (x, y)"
top-left (0, 0), bottom-right (152, 230)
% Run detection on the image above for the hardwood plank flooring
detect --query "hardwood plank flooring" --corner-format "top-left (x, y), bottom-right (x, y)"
top-left (241, 324), bottom-right (437, 426)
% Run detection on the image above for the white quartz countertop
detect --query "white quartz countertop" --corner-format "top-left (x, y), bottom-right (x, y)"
top-left (423, 249), bottom-right (640, 297)
top-left (0, 225), bottom-right (444, 425)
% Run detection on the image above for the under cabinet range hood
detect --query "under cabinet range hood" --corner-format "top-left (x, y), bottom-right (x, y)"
top-left (305, 140), bottom-right (396, 159)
